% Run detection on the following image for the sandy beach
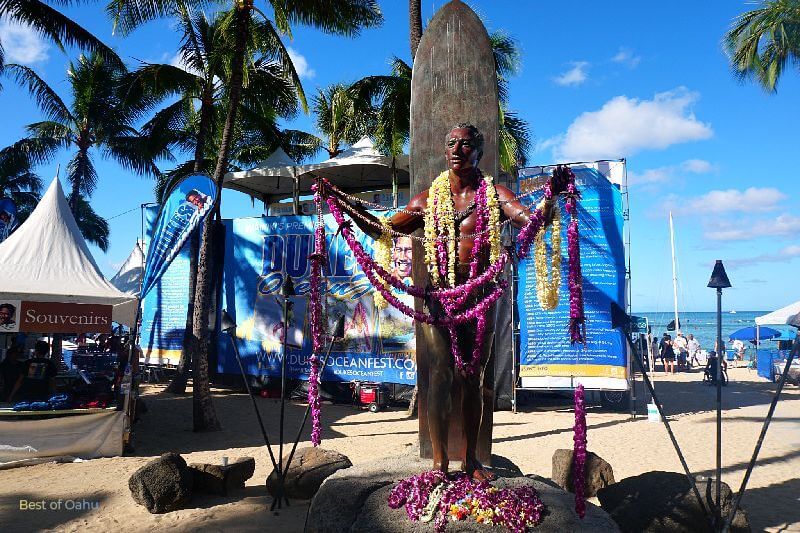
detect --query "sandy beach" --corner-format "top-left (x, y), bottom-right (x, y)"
top-left (1, 367), bottom-right (798, 532)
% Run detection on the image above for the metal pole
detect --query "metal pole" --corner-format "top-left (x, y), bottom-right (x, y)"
top-left (278, 330), bottom-right (340, 488)
top-left (722, 336), bottom-right (799, 532)
top-left (715, 287), bottom-right (723, 529)
top-left (276, 292), bottom-right (290, 508)
top-left (621, 327), bottom-right (714, 528)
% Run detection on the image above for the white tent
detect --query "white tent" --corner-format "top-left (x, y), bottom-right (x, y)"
top-left (0, 178), bottom-right (138, 326)
top-left (110, 240), bottom-right (144, 295)
top-left (223, 147), bottom-right (299, 200)
top-left (756, 301), bottom-right (800, 326)
top-left (224, 138), bottom-right (410, 203)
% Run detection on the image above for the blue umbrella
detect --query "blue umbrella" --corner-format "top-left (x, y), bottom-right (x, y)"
top-left (729, 326), bottom-right (781, 342)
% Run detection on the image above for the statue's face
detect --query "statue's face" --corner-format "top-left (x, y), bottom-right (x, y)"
top-left (445, 127), bottom-right (480, 172)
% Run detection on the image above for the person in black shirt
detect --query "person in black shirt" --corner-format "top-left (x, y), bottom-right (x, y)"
top-left (8, 340), bottom-right (58, 402)
top-left (1, 345), bottom-right (25, 401)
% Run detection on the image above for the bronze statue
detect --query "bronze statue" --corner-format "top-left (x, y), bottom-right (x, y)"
top-left (332, 124), bottom-right (554, 480)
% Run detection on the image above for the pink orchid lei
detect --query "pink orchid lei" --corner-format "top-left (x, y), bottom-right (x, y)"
top-left (573, 383), bottom-right (588, 518)
top-left (563, 167), bottom-right (586, 344)
top-left (307, 182), bottom-right (327, 446)
top-left (388, 471), bottom-right (545, 532)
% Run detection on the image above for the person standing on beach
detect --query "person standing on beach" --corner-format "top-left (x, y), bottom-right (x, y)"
top-left (687, 334), bottom-right (700, 367)
top-left (658, 333), bottom-right (670, 370)
top-left (674, 332), bottom-right (689, 370)
top-left (661, 336), bottom-right (676, 374)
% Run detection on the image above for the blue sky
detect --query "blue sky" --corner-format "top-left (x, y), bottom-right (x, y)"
top-left (1, 1), bottom-right (798, 312)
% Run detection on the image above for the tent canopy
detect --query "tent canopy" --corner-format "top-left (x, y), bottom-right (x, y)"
top-left (0, 178), bottom-right (138, 326)
top-left (110, 240), bottom-right (144, 295)
top-left (224, 137), bottom-right (410, 203)
top-left (756, 301), bottom-right (800, 326)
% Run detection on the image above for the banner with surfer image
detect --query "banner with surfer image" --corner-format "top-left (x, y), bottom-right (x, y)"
top-left (216, 214), bottom-right (417, 385)
top-left (140, 173), bottom-right (216, 298)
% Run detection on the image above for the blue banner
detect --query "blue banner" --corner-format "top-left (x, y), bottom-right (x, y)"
top-left (0, 198), bottom-right (18, 242)
top-left (139, 206), bottom-right (193, 365)
top-left (517, 164), bottom-right (628, 390)
top-left (140, 173), bottom-right (216, 298)
top-left (216, 215), bottom-right (417, 385)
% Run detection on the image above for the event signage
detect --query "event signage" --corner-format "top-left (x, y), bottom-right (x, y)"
top-left (517, 163), bottom-right (628, 390)
top-left (216, 214), bottom-right (417, 385)
top-left (0, 300), bottom-right (112, 333)
top-left (140, 173), bottom-right (216, 298)
top-left (0, 197), bottom-right (17, 242)
top-left (139, 206), bottom-right (192, 365)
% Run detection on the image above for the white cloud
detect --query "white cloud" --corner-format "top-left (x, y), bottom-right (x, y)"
top-left (553, 61), bottom-right (589, 87)
top-left (690, 187), bottom-right (785, 214)
top-left (286, 46), bottom-right (315, 79)
top-left (628, 158), bottom-right (714, 186)
top-left (727, 244), bottom-right (800, 267)
top-left (611, 47), bottom-right (641, 68)
top-left (549, 87), bottom-right (713, 161)
top-left (704, 213), bottom-right (800, 241)
top-left (0, 20), bottom-right (49, 64)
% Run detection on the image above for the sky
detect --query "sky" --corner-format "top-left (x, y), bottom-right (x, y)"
top-left (1, 1), bottom-right (798, 313)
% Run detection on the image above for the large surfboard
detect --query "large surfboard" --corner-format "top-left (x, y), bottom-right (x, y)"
top-left (410, 0), bottom-right (499, 465)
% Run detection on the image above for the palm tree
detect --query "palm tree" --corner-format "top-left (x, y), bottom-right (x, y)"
top-left (8, 53), bottom-right (163, 215)
top-left (312, 83), bottom-right (374, 158)
top-left (724, 0), bottom-right (800, 92)
top-left (0, 138), bottom-right (58, 220)
top-left (0, 0), bottom-right (120, 85)
top-left (409, 0), bottom-right (422, 60)
top-left (109, 0), bottom-right (383, 432)
top-left (129, 7), bottom-right (317, 394)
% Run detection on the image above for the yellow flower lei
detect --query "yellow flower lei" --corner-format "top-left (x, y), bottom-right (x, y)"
top-left (484, 177), bottom-right (501, 265)
top-left (373, 216), bottom-right (394, 309)
top-left (424, 171), bottom-right (501, 288)
top-left (534, 200), bottom-right (561, 309)
top-left (424, 171), bottom-right (456, 287)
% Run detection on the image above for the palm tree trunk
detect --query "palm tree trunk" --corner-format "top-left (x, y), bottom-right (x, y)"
top-left (166, 96), bottom-right (214, 395)
top-left (409, 0), bottom-right (422, 61)
top-left (190, 3), bottom-right (251, 432)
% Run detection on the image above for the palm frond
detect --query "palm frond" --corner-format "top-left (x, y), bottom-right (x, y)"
top-left (71, 194), bottom-right (110, 251)
top-left (7, 0), bottom-right (122, 67)
top-left (267, 0), bottom-right (383, 37)
top-left (6, 64), bottom-right (73, 123)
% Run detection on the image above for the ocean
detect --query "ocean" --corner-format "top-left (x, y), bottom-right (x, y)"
top-left (633, 311), bottom-right (797, 354)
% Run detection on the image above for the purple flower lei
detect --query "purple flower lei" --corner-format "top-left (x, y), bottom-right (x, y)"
top-left (388, 471), bottom-right (545, 532)
top-left (573, 383), bottom-right (587, 518)
top-left (563, 167), bottom-right (586, 344)
top-left (307, 182), bottom-right (327, 446)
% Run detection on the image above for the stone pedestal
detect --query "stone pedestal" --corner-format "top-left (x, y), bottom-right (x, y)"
top-left (306, 447), bottom-right (620, 532)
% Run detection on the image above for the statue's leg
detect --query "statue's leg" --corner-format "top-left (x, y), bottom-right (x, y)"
top-left (459, 304), bottom-right (497, 481)
top-left (422, 321), bottom-right (454, 473)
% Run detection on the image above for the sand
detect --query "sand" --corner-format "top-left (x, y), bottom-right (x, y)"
top-left (1, 367), bottom-right (798, 532)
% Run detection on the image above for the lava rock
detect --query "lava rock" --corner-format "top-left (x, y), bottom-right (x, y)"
top-left (128, 453), bottom-right (193, 513)
top-left (552, 448), bottom-right (615, 497)
top-left (267, 447), bottom-right (352, 499)
top-left (597, 471), bottom-right (750, 532)
top-left (189, 457), bottom-right (255, 496)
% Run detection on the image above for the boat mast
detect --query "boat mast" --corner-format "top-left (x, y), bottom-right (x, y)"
top-left (669, 211), bottom-right (680, 335)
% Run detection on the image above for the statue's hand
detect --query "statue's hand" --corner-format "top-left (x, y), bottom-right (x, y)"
top-left (334, 219), bottom-right (353, 238)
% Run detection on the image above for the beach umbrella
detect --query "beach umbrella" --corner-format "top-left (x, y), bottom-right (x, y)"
top-left (729, 326), bottom-right (781, 342)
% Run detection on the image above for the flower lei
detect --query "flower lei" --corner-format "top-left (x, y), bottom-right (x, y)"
top-left (373, 216), bottom-right (394, 310)
top-left (388, 471), bottom-right (545, 532)
top-left (307, 183), bottom-right (327, 446)
top-left (533, 187), bottom-right (561, 310)
top-left (573, 383), bottom-right (587, 518)
top-left (425, 171), bottom-right (457, 287)
top-left (563, 168), bottom-right (586, 344)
